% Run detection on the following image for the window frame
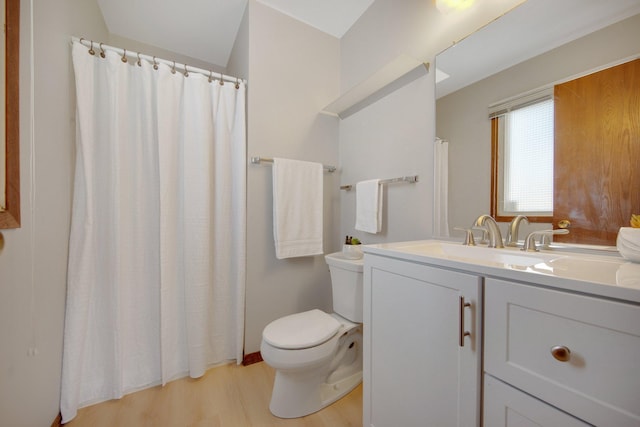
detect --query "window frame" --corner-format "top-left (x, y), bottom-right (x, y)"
top-left (490, 90), bottom-right (554, 223)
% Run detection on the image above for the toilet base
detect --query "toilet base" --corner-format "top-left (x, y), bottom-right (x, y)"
top-left (269, 369), bottom-right (362, 419)
top-left (263, 314), bottom-right (363, 419)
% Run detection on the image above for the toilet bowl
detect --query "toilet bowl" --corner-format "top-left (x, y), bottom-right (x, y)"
top-left (260, 252), bottom-right (364, 418)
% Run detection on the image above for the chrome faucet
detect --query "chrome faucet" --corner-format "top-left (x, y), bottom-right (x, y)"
top-left (505, 215), bottom-right (528, 247)
top-left (474, 215), bottom-right (504, 248)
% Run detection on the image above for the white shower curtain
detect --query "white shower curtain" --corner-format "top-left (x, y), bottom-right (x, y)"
top-left (434, 138), bottom-right (450, 237)
top-left (61, 41), bottom-right (246, 423)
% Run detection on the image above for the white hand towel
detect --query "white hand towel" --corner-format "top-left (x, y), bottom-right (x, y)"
top-left (617, 227), bottom-right (640, 262)
top-left (272, 158), bottom-right (323, 259)
top-left (355, 179), bottom-right (383, 233)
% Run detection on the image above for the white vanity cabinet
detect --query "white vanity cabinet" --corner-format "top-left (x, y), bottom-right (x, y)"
top-left (484, 278), bottom-right (640, 427)
top-left (363, 253), bottom-right (483, 427)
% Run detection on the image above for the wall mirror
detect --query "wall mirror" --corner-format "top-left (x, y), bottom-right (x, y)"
top-left (0, 0), bottom-right (19, 228)
top-left (435, 0), bottom-right (640, 246)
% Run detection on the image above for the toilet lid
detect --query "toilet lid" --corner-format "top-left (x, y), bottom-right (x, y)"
top-left (263, 309), bottom-right (341, 349)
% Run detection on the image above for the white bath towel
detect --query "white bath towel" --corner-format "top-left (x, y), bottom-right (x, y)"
top-left (355, 179), bottom-right (383, 233)
top-left (272, 158), bottom-right (323, 259)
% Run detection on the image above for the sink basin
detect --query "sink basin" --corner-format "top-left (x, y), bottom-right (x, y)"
top-left (393, 241), bottom-right (558, 268)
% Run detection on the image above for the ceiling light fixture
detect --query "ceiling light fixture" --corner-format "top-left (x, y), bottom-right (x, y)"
top-left (436, 0), bottom-right (475, 14)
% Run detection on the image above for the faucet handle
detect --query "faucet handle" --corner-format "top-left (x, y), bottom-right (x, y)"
top-left (454, 227), bottom-right (476, 246)
top-left (540, 228), bottom-right (570, 248)
top-left (522, 229), bottom-right (570, 252)
top-left (540, 233), bottom-right (553, 248)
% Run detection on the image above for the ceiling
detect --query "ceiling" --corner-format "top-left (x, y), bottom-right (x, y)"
top-left (97, 0), bottom-right (375, 68)
top-left (435, 0), bottom-right (640, 98)
top-left (254, 0), bottom-right (375, 39)
top-left (97, 0), bottom-right (640, 85)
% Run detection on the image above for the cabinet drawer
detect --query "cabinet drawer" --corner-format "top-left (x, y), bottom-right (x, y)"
top-left (484, 374), bottom-right (590, 426)
top-left (485, 278), bottom-right (640, 427)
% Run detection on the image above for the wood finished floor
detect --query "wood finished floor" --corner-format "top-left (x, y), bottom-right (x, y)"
top-left (66, 362), bottom-right (362, 427)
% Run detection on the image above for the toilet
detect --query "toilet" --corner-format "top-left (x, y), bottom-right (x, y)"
top-left (260, 252), bottom-right (364, 418)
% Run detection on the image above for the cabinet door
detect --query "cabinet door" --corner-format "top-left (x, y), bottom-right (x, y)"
top-left (484, 375), bottom-right (590, 427)
top-left (363, 254), bottom-right (482, 427)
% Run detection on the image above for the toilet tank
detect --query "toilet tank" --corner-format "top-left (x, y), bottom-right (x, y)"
top-left (325, 252), bottom-right (364, 323)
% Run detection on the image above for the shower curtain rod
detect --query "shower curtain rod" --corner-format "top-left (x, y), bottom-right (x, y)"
top-left (72, 36), bottom-right (246, 85)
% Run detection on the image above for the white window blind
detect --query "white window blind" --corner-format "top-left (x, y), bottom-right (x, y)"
top-left (491, 91), bottom-right (554, 217)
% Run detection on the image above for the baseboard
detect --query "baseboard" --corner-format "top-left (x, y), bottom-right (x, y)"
top-left (51, 412), bottom-right (62, 427)
top-left (242, 351), bottom-right (263, 366)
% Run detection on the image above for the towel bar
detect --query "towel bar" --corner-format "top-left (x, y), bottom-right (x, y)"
top-left (340, 175), bottom-right (419, 191)
top-left (250, 156), bottom-right (336, 173)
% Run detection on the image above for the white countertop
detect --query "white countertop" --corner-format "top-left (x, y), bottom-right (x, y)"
top-left (362, 239), bottom-right (640, 304)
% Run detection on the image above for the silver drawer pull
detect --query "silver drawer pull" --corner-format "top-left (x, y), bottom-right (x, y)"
top-left (551, 345), bottom-right (571, 362)
top-left (459, 296), bottom-right (471, 347)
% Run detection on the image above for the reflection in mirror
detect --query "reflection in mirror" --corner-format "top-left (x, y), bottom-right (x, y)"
top-left (1, 1), bottom-right (5, 210)
top-left (435, 0), bottom-right (640, 246)
top-left (0, 0), bottom-right (19, 228)
top-left (489, 89), bottom-right (554, 222)
top-left (489, 57), bottom-right (640, 247)
top-left (552, 58), bottom-right (639, 245)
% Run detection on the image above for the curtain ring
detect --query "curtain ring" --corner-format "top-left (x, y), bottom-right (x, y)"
top-left (171, 61), bottom-right (176, 74)
top-left (219, 76), bottom-right (224, 86)
top-left (153, 56), bottom-right (159, 71)
top-left (88, 40), bottom-right (95, 56)
top-left (121, 49), bottom-right (128, 63)
top-left (137, 52), bottom-right (142, 67)
top-left (184, 64), bottom-right (189, 77)
top-left (208, 70), bottom-right (213, 83)
top-left (235, 77), bottom-right (240, 89)
top-left (99, 43), bottom-right (105, 58)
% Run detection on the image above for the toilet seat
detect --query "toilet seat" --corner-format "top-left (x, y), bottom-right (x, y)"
top-left (263, 309), bottom-right (341, 349)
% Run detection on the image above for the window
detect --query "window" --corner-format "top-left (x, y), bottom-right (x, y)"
top-left (490, 90), bottom-right (554, 221)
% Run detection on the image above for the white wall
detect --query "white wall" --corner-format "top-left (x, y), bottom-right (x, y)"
top-left (226, 2), bottom-right (249, 81)
top-left (0, 1), bottom-right (108, 425)
top-left (108, 34), bottom-right (227, 74)
top-left (339, 75), bottom-right (435, 244)
top-left (243, 0), bottom-right (341, 354)
top-left (437, 13), bottom-right (640, 237)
